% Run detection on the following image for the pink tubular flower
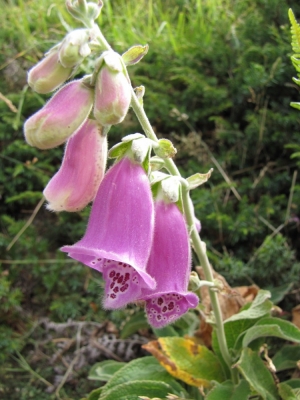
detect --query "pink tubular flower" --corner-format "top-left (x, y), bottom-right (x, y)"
top-left (93, 51), bottom-right (132, 126)
top-left (61, 156), bottom-right (156, 308)
top-left (140, 200), bottom-right (199, 328)
top-left (28, 49), bottom-right (73, 94)
top-left (24, 80), bottom-right (94, 149)
top-left (43, 119), bottom-right (107, 212)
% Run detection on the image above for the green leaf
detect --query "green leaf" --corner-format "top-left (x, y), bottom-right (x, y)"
top-left (86, 387), bottom-right (103, 400)
top-left (272, 345), bottom-right (300, 372)
top-left (143, 337), bottom-right (225, 387)
top-left (100, 356), bottom-right (187, 398)
top-left (284, 379), bottom-right (300, 389)
top-left (152, 325), bottom-right (179, 337)
top-left (206, 380), bottom-right (251, 400)
top-left (242, 317), bottom-right (300, 348)
top-left (289, 9), bottom-right (300, 54)
top-left (99, 380), bottom-right (179, 400)
top-left (268, 283), bottom-right (294, 304)
top-left (278, 382), bottom-right (298, 400)
top-left (88, 360), bottom-right (126, 381)
top-left (120, 310), bottom-right (148, 339)
top-left (290, 102), bottom-right (300, 110)
top-left (237, 348), bottom-right (279, 400)
top-left (225, 290), bottom-right (272, 322)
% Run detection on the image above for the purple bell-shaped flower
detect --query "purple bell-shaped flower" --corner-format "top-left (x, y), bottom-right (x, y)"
top-left (61, 156), bottom-right (156, 308)
top-left (43, 119), bottom-right (107, 212)
top-left (140, 199), bottom-right (199, 328)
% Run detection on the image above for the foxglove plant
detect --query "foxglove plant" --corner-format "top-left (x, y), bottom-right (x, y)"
top-left (23, 0), bottom-right (248, 393)
top-left (23, 2), bottom-right (300, 397)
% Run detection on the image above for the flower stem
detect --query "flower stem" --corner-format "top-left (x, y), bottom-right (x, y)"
top-left (95, 25), bottom-right (237, 383)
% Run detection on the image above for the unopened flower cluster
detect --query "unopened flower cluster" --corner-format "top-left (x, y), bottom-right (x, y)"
top-left (24, 0), bottom-right (198, 328)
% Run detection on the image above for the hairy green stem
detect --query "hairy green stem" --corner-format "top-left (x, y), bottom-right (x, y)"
top-left (95, 23), bottom-right (236, 382)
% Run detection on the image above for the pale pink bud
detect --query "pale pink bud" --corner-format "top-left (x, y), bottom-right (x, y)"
top-left (43, 120), bottom-right (107, 212)
top-left (93, 51), bottom-right (132, 126)
top-left (28, 49), bottom-right (73, 94)
top-left (24, 80), bottom-right (94, 149)
top-left (59, 29), bottom-right (91, 68)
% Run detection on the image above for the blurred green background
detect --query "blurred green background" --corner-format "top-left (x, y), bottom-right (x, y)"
top-left (1, 0), bottom-right (300, 398)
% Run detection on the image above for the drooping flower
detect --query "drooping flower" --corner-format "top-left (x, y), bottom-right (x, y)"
top-left (43, 119), bottom-right (107, 212)
top-left (28, 48), bottom-right (73, 94)
top-left (24, 79), bottom-right (94, 149)
top-left (140, 200), bottom-right (199, 328)
top-left (93, 51), bottom-right (132, 126)
top-left (61, 156), bottom-right (156, 308)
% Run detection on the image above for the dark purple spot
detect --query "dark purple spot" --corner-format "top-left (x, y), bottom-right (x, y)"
top-left (157, 297), bottom-right (164, 306)
top-left (157, 315), bottom-right (162, 320)
top-left (168, 302), bottom-right (175, 310)
top-left (110, 293), bottom-right (116, 299)
top-left (117, 276), bottom-right (123, 284)
top-left (109, 271), bottom-right (115, 278)
top-left (124, 273), bottom-right (130, 281)
top-left (162, 306), bottom-right (167, 313)
top-left (120, 283), bottom-right (129, 292)
top-left (110, 282), bottom-right (115, 289)
top-left (113, 287), bottom-right (119, 293)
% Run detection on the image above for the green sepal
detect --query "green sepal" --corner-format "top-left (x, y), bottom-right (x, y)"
top-left (186, 169), bottom-right (213, 190)
top-left (108, 141), bottom-right (131, 159)
top-left (108, 134), bottom-right (145, 159)
top-left (150, 156), bottom-right (165, 171)
top-left (155, 139), bottom-right (177, 159)
top-left (122, 44), bottom-right (149, 66)
top-left (122, 133), bottom-right (144, 142)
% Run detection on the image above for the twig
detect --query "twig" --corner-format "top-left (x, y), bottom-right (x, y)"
top-left (91, 338), bottom-right (123, 362)
top-left (54, 353), bottom-right (79, 398)
top-left (6, 196), bottom-right (45, 251)
top-left (54, 325), bottom-right (83, 398)
top-left (0, 92), bottom-right (18, 112)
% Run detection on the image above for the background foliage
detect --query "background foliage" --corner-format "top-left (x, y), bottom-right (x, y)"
top-left (1, 0), bottom-right (300, 398)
